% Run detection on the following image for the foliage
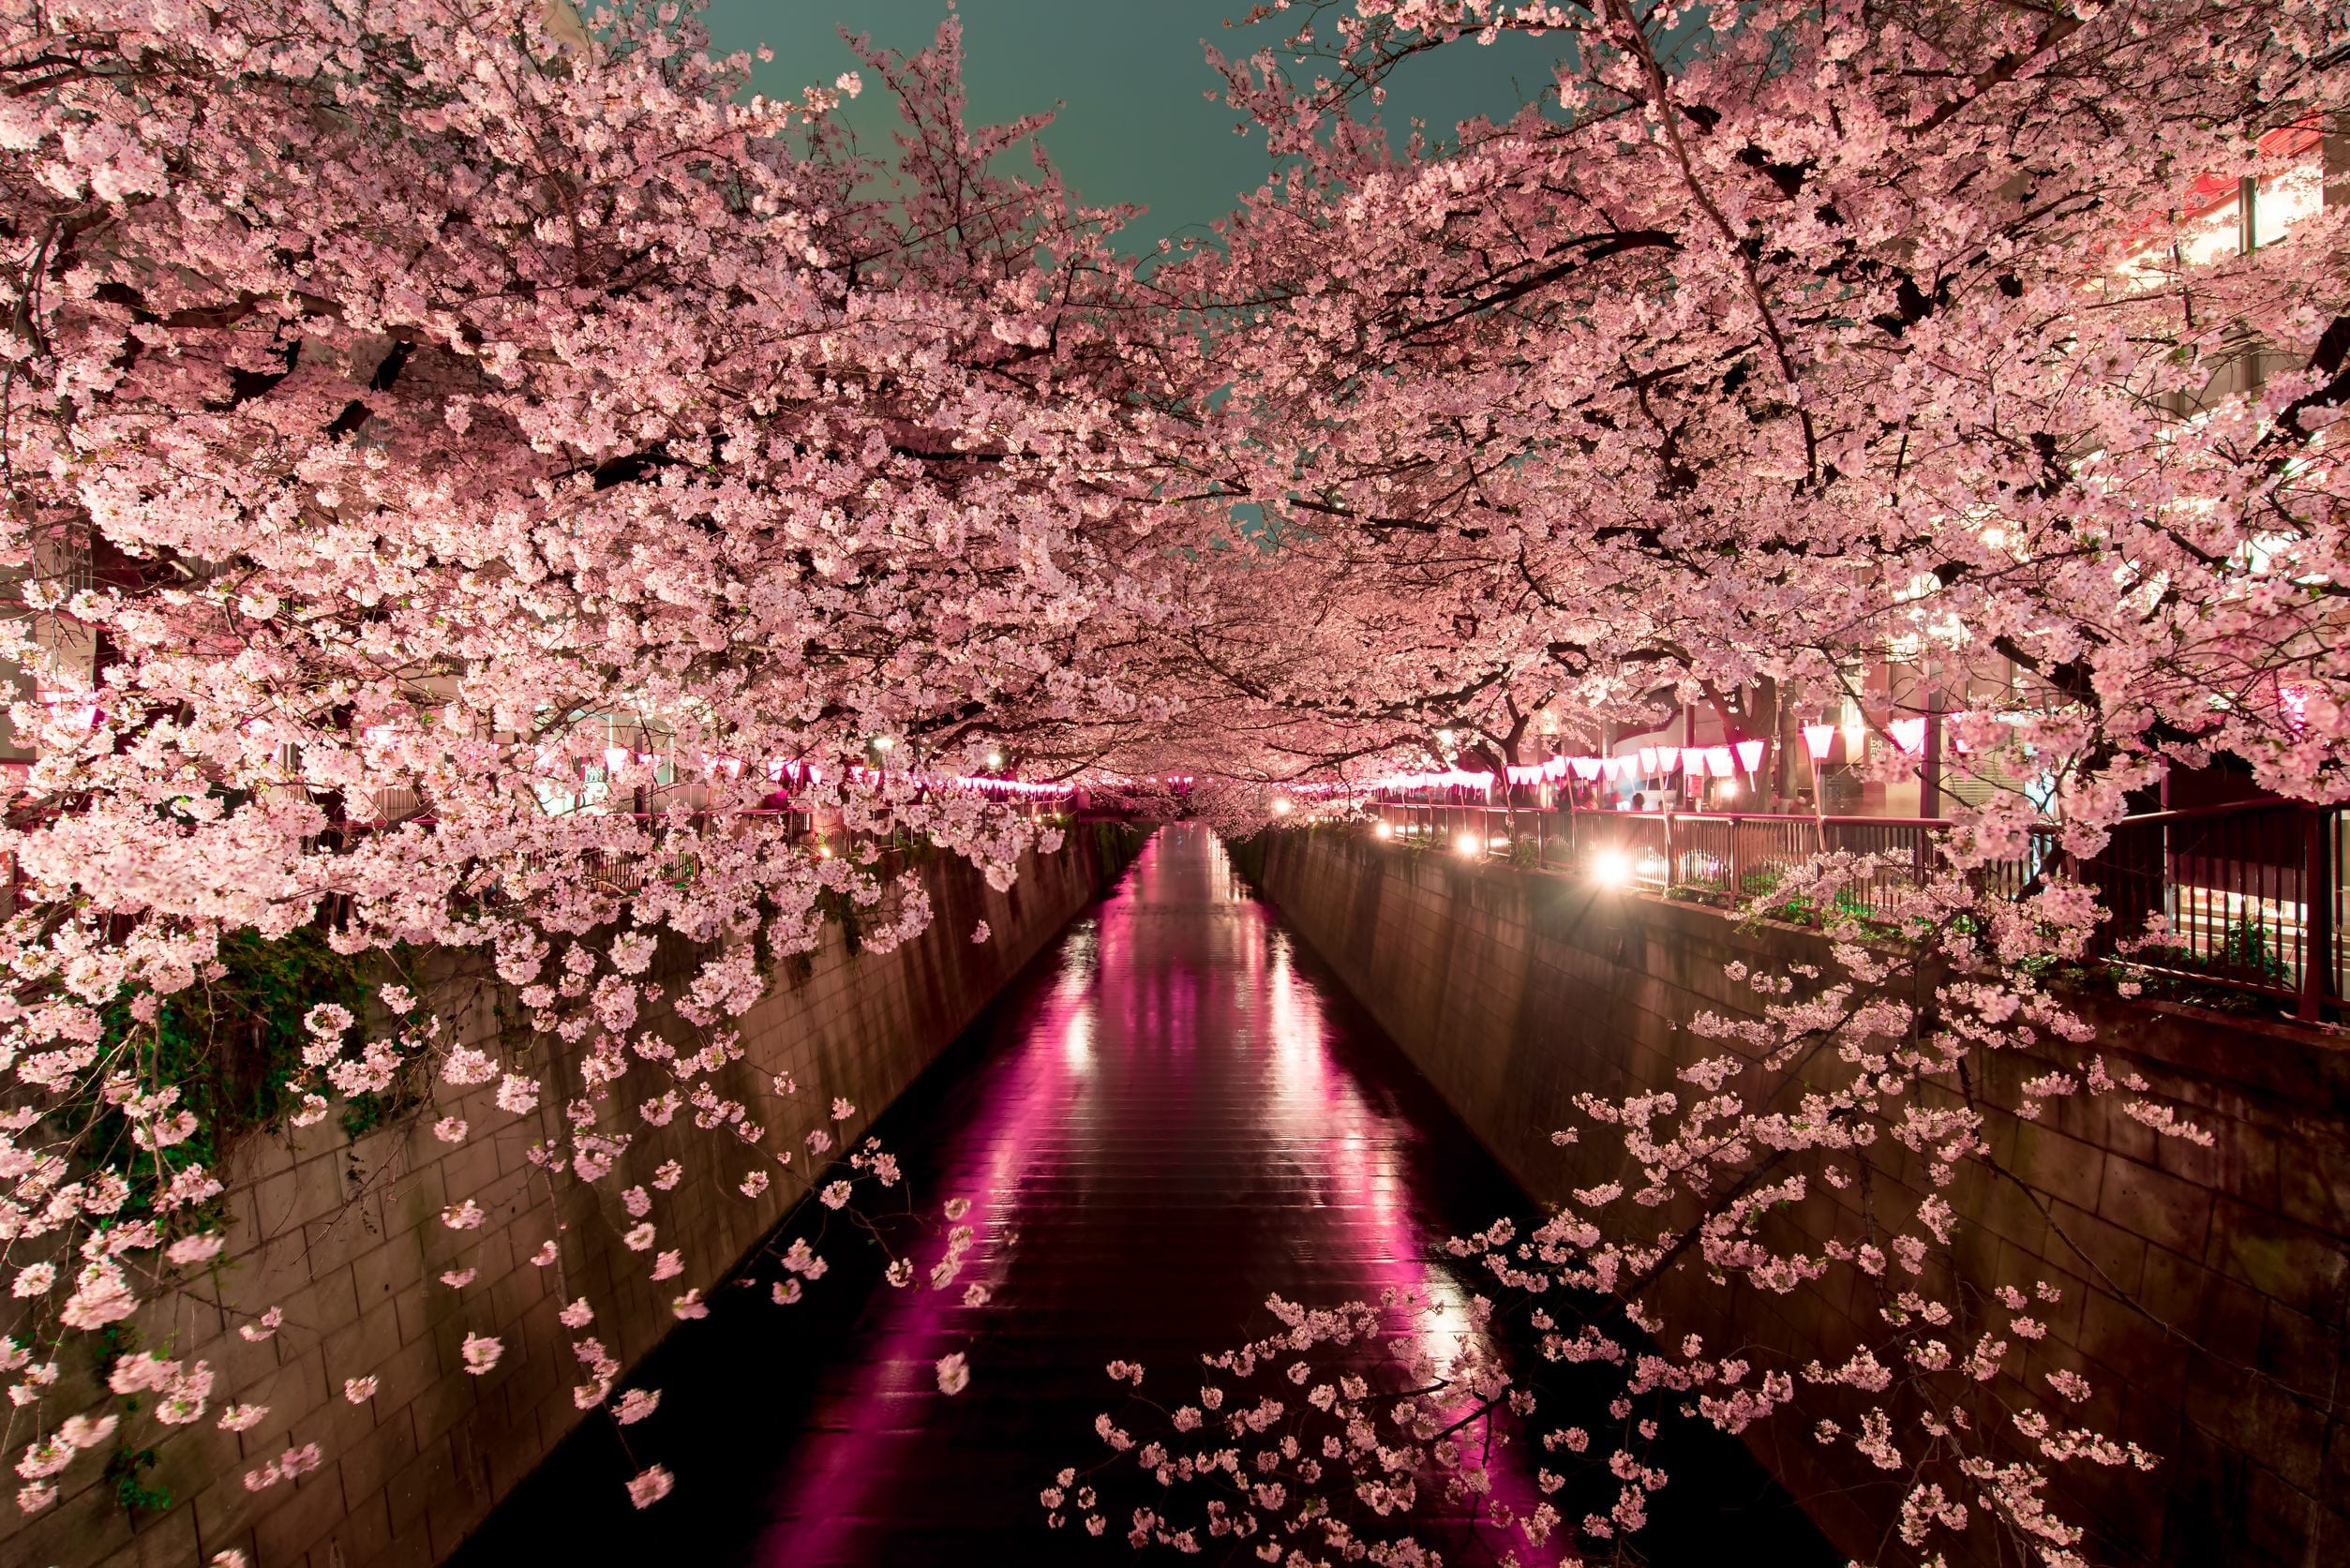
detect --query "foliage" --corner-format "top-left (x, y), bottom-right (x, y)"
top-left (96, 927), bottom-right (376, 1187)
top-left (101, 1444), bottom-right (167, 1522)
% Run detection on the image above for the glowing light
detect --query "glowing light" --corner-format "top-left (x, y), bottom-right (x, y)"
top-left (1373, 821), bottom-right (1393, 839)
top-left (1271, 798), bottom-right (1293, 815)
top-left (1719, 778), bottom-right (1740, 799)
top-left (1453, 830), bottom-right (1481, 857)
top-left (1802, 723), bottom-right (1836, 762)
top-left (986, 751), bottom-right (1003, 768)
top-left (873, 736), bottom-right (894, 753)
top-left (1593, 849), bottom-right (1632, 887)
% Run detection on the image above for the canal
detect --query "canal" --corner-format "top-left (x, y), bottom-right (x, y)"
top-left (453, 827), bottom-right (1831, 1565)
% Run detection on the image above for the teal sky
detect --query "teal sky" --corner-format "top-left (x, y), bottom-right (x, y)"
top-left (698, 0), bottom-right (1571, 246)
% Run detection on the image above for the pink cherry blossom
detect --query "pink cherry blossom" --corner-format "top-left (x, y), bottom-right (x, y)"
top-left (626, 1466), bottom-right (676, 1509)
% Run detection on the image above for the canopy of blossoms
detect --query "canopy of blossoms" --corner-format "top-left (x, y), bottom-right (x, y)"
top-left (2, 0), bottom-right (2344, 1562)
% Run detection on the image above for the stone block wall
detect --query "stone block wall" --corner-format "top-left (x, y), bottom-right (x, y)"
top-left (9, 829), bottom-right (1135, 1568)
top-left (1242, 828), bottom-right (2350, 1568)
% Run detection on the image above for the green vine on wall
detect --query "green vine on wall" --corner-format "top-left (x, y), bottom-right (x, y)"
top-left (88, 925), bottom-right (382, 1222)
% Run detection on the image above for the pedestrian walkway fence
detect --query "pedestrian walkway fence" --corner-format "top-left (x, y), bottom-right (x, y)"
top-left (1363, 799), bottom-right (2347, 1021)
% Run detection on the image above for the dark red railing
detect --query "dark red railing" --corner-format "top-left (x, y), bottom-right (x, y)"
top-left (1364, 798), bottom-right (2347, 1020)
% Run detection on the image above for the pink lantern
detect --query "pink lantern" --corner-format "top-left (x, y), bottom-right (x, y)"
top-left (1654, 745), bottom-right (1679, 773)
top-left (1888, 717), bottom-right (1927, 755)
top-left (1637, 746), bottom-right (1657, 776)
top-left (1572, 756), bottom-right (1602, 781)
top-left (1802, 723), bottom-right (1836, 762)
top-left (1735, 739), bottom-right (1766, 776)
top-left (603, 745), bottom-right (630, 773)
top-left (1706, 745), bottom-right (1736, 778)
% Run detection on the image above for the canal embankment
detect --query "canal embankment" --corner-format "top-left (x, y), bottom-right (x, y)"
top-left (15, 828), bottom-right (1140, 1568)
top-left (1236, 825), bottom-right (2350, 1568)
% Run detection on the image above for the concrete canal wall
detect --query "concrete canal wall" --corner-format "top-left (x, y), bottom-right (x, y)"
top-left (12, 829), bottom-right (1139, 1568)
top-left (1240, 827), bottom-right (2349, 1568)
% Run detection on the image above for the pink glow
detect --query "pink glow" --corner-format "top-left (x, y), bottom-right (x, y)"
top-left (749, 830), bottom-right (1538, 1558)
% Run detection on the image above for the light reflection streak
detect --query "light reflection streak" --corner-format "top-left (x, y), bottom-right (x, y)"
top-left (753, 826), bottom-right (1538, 1561)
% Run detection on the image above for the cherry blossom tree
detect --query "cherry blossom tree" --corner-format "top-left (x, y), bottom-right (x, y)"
top-left (1139, 0), bottom-right (2350, 814)
top-left (0, 0), bottom-right (1176, 1526)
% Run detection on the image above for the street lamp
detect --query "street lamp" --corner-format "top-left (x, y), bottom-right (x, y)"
top-left (1734, 739), bottom-right (1766, 791)
top-left (1802, 724), bottom-right (1836, 846)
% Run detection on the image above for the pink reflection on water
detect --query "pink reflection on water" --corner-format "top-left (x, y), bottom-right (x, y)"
top-left (754, 827), bottom-right (1535, 1561)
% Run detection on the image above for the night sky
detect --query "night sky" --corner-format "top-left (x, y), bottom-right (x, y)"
top-left (696, 0), bottom-right (1571, 247)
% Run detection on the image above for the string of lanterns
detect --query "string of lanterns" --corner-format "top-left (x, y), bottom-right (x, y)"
top-left (1359, 713), bottom-right (1953, 801)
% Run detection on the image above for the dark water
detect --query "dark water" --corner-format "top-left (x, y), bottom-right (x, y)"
top-left (455, 828), bottom-right (1832, 1565)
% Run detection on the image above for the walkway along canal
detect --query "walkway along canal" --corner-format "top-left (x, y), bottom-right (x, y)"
top-left (452, 828), bottom-right (1833, 1565)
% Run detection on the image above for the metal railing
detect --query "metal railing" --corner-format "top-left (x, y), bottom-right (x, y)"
top-left (1363, 798), bottom-right (2348, 1020)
